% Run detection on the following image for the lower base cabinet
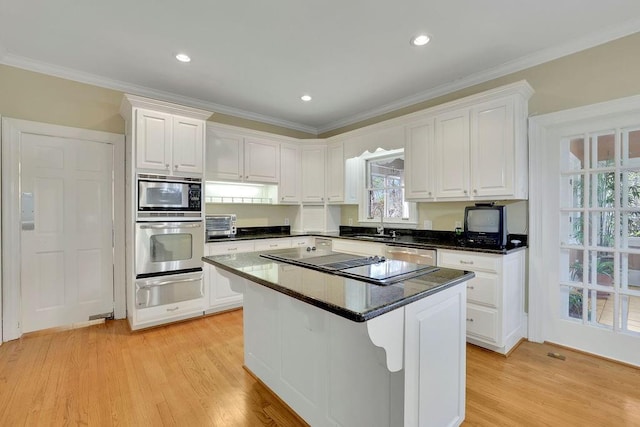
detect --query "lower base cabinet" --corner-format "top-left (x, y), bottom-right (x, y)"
top-left (205, 236), bottom-right (315, 315)
top-left (437, 248), bottom-right (526, 354)
top-left (205, 240), bottom-right (254, 314)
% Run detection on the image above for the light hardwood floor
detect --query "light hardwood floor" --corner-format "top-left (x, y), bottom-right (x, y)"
top-left (1, 310), bottom-right (639, 426)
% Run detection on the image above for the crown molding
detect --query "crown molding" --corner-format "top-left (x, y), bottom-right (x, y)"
top-left (0, 53), bottom-right (319, 135)
top-left (317, 18), bottom-right (640, 134)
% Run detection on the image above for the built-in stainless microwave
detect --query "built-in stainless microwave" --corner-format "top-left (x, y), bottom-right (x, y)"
top-left (137, 174), bottom-right (202, 221)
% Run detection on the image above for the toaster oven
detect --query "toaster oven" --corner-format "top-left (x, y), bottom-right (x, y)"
top-left (205, 214), bottom-right (237, 239)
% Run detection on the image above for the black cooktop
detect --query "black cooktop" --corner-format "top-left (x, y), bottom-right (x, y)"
top-left (260, 249), bottom-right (438, 286)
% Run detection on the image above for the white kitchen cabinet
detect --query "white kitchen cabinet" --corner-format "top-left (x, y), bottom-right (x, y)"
top-left (205, 240), bottom-right (255, 314)
top-left (405, 117), bottom-right (436, 200)
top-left (438, 248), bottom-right (526, 354)
top-left (435, 109), bottom-right (471, 199)
top-left (206, 126), bottom-right (280, 183)
top-left (470, 97), bottom-right (521, 198)
top-left (253, 238), bottom-right (292, 251)
top-left (402, 82), bottom-right (532, 202)
top-left (301, 144), bottom-right (326, 203)
top-left (205, 129), bottom-right (243, 181)
top-left (344, 157), bottom-right (363, 204)
top-left (326, 141), bottom-right (344, 203)
top-left (134, 108), bottom-right (206, 175)
top-left (278, 142), bottom-right (301, 203)
top-left (244, 137), bottom-right (280, 182)
top-left (331, 238), bottom-right (385, 256)
top-left (291, 236), bottom-right (313, 249)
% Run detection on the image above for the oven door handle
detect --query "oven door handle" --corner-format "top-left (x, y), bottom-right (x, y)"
top-left (138, 276), bottom-right (202, 288)
top-left (139, 223), bottom-right (202, 230)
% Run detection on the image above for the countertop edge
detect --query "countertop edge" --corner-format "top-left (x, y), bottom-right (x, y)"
top-left (203, 255), bottom-right (474, 323)
top-left (207, 232), bottom-right (527, 255)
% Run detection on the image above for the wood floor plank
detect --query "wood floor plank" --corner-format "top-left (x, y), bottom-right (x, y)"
top-left (1, 309), bottom-right (639, 426)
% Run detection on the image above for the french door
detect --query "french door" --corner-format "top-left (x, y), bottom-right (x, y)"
top-left (530, 98), bottom-right (640, 366)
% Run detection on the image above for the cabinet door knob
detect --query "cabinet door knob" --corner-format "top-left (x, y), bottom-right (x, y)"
top-left (463, 190), bottom-right (468, 194)
top-left (473, 189), bottom-right (478, 194)
top-left (165, 163), bottom-right (170, 169)
top-left (174, 164), bottom-right (178, 169)
top-left (428, 192), bottom-right (432, 196)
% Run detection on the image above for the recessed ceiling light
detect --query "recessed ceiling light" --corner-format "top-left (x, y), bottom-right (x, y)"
top-left (301, 95), bottom-right (312, 102)
top-left (411, 34), bottom-right (431, 47)
top-left (175, 53), bottom-right (191, 63)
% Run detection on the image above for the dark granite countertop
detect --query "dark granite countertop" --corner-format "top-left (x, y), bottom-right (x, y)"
top-left (203, 249), bottom-right (474, 323)
top-left (206, 225), bottom-right (527, 255)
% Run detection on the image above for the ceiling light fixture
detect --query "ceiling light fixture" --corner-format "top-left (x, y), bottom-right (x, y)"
top-left (411, 34), bottom-right (431, 47)
top-left (175, 53), bottom-right (191, 63)
top-left (301, 95), bottom-right (312, 102)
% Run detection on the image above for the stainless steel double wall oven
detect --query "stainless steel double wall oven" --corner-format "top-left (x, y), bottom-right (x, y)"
top-left (134, 174), bottom-right (204, 309)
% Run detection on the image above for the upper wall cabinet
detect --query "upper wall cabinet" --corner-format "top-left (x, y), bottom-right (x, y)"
top-left (301, 144), bottom-right (326, 203)
top-left (326, 141), bottom-right (345, 203)
top-left (405, 118), bottom-right (436, 200)
top-left (206, 126), bottom-right (280, 183)
top-left (279, 142), bottom-right (301, 204)
top-left (121, 95), bottom-right (211, 177)
top-left (405, 81), bottom-right (533, 201)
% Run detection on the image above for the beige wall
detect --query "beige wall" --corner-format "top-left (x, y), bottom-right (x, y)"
top-left (341, 201), bottom-right (528, 233)
top-left (321, 31), bottom-right (640, 137)
top-left (0, 65), bottom-right (314, 139)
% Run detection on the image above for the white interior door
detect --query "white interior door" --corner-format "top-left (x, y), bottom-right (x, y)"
top-left (19, 133), bottom-right (114, 332)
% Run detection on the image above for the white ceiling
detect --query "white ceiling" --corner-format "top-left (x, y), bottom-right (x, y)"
top-left (2, 1), bottom-right (640, 135)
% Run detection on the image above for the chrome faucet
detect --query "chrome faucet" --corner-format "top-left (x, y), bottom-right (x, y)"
top-left (375, 204), bottom-right (385, 235)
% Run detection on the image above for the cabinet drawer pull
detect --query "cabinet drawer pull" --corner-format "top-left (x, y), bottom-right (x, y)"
top-left (167, 306), bottom-right (180, 312)
top-left (466, 318), bottom-right (474, 322)
top-left (227, 247), bottom-right (238, 251)
top-left (467, 285), bottom-right (474, 290)
top-left (269, 244), bottom-right (278, 248)
top-left (460, 260), bottom-right (474, 265)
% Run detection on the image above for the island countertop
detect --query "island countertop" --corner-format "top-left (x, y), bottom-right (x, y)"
top-left (203, 250), bottom-right (474, 322)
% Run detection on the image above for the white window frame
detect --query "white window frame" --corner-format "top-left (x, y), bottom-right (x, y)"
top-left (357, 148), bottom-right (417, 226)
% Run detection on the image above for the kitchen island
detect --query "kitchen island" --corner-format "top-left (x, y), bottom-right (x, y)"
top-left (203, 249), bottom-right (474, 427)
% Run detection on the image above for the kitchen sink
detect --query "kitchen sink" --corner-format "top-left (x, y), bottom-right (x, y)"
top-left (353, 234), bottom-right (396, 241)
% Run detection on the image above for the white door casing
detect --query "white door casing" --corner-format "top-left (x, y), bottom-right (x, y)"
top-left (2, 118), bottom-right (125, 341)
top-left (529, 95), bottom-right (640, 366)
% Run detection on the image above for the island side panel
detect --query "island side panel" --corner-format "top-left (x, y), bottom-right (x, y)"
top-left (242, 279), bottom-right (403, 427)
top-left (404, 283), bottom-right (467, 427)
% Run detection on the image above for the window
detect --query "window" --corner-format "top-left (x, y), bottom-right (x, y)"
top-left (359, 150), bottom-right (416, 225)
